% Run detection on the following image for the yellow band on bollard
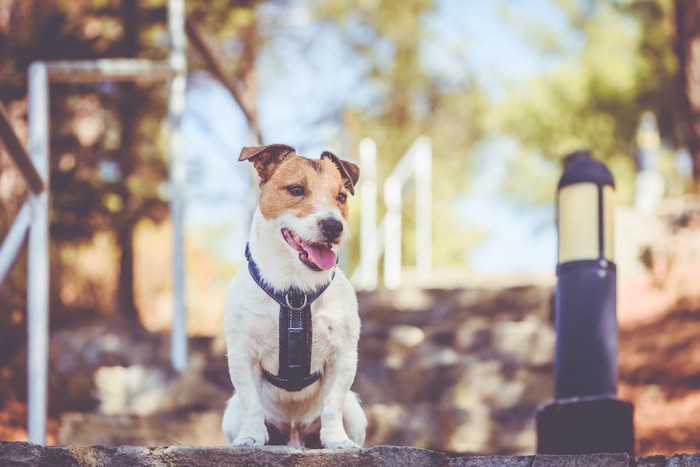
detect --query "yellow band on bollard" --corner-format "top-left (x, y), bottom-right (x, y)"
top-left (558, 183), bottom-right (615, 263)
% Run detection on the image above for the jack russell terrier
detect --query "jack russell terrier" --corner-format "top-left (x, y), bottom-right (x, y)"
top-left (222, 144), bottom-right (367, 449)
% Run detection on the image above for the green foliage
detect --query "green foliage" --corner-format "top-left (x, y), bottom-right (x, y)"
top-left (0, 0), bottom-right (265, 320)
top-left (0, 0), bottom-right (688, 306)
top-left (0, 1), bottom-right (171, 323)
top-left (188, 0), bottom-right (257, 34)
top-left (310, 0), bottom-right (685, 270)
top-left (312, 0), bottom-right (490, 268)
top-left (493, 0), bottom-right (680, 205)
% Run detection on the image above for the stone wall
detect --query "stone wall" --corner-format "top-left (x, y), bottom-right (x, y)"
top-left (356, 285), bottom-right (555, 452)
top-left (55, 284), bottom-right (556, 454)
top-left (2, 442), bottom-right (699, 466)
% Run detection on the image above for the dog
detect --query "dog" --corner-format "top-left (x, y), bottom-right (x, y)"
top-left (221, 144), bottom-right (367, 449)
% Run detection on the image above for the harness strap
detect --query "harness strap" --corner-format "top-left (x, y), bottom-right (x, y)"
top-left (245, 244), bottom-right (333, 392)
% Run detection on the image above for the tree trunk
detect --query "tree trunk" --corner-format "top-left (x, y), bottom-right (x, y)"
top-left (185, 16), bottom-right (263, 144)
top-left (114, 82), bottom-right (140, 323)
top-left (675, 0), bottom-right (700, 188)
top-left (116, 220), bottom-right (138, 322)
top-left (237, 20), bottom-right (262, 144)
top-left (115, 0), bottom-right (140, 323)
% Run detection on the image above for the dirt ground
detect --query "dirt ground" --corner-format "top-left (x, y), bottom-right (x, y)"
top-left (619, 303), bottom-right (700, 455)
top-left (0, 399), bottom-right (59, 445)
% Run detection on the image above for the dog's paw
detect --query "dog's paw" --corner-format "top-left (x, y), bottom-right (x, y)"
top-left (231, 435), bottom-right (266, 447)
top-left (321, 435), bottom-right (360, 450)
top-left (231, 426), bottom-right (269, 447)
top-left (231, 436), bottom-right (264, 447)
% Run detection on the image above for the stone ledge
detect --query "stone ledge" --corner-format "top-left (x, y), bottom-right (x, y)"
top-left (1, 442), bottom-right (699, 467)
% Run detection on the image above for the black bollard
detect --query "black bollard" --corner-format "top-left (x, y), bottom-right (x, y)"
top-left (536, 150), bottom-right (634, 455)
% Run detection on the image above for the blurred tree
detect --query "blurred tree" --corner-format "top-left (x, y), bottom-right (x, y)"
top-left (675, 0), bottom-right (700, 188)
top-left (310, 0), bottom-right (490, 267)
top-left (493, 0), bottom-right (681, 204)
top-left (187, 0), bottom-right (264, 143)
top-left (0, 0), bottom-right (172, 326)
top-left (0, 0), bottom-right (267, 418)
top-left (0, 0), bottom-right (264, 328)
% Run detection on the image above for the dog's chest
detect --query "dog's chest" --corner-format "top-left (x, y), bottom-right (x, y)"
top-left (253, 307), bottom-right (338, 375)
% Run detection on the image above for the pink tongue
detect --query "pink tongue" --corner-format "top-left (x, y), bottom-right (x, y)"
top-left (301, 240), bottom-right (337, 270)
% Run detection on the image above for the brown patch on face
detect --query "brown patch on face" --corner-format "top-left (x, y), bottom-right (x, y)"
top-left (321, 151), bottom-right (360, 194)
top-left (239, 144), bottom-right (295, 183)
top-left (258, 155), bottom-right (351, 220)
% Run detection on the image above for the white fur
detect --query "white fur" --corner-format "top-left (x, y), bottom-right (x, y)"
top-left (222, 207), bottom-right (366, 448)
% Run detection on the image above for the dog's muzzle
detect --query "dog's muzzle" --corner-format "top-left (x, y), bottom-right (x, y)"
top-left (320, 218), bottom-right (343, 242)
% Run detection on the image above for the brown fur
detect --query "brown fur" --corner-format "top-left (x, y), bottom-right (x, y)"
top-left (239, 144), bottom-right (295, 183)
top-left (321, 151), bottom-right (359, 195)
top-left (259, 155), bottom-right (351, 221)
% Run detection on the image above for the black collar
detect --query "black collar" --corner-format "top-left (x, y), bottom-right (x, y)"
top-left (245, 243), bottom-right (335, 391)
top-left (245, 244), bottom-right (335, 309)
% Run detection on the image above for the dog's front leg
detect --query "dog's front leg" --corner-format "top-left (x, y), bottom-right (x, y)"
top-left (320, 349), bottom-right (360, 449)
top-left (227, 343), bottom-right (269, 446)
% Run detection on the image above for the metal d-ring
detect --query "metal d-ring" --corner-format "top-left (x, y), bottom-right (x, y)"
top-left (285, 290), bottom-right (308, 310)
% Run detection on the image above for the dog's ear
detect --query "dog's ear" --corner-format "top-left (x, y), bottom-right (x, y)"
top-left (239, 144), bottom-right (296, 182)
top-left (321, 151), bottom-right (360, 195)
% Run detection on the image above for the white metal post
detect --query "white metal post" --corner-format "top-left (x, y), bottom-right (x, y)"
top-left (383, 178), bottom-right (402, 290)
top-left (168, 0), bottom-right (188, 371)
top-left (415, 136), bottom-right (432, 274)
top-left (27, 62), bottom-right (50, 445)
top-left (359, 138), bottom-right (378, 291)
top-left (17, 36), bottom-right (189, 446)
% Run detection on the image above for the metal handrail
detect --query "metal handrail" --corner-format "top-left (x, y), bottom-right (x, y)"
top-left (0, 63), bottom-right (51, 446)
top-left (44, 59), bottom-right (173, 83)
top-left (168, 0), bottom-right (188, 372)
top-left (0, 101), bottom-right (44, 194)
top-left (352, 136), bottom-right (432, 290)
top-left (356, 138), bottom-right (378, 290)
top-left (0, 201), bottom-right (33, 291)
top-left (0, 0), bottom-right (187, 445)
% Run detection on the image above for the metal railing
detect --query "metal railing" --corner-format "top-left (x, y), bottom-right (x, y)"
top-left (0, 0), bottom-right (187, 445)
top-left (0, 77), bottom-right (51, 445)
top-left (353, 136), bottom-right (432, 290)
top-left (0, 102), bottom-right (44, 285)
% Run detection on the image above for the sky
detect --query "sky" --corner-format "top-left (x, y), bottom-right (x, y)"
top-left (183, 0), bottom-right (569, 274)
top-left (427, 0), bottom-right (572, 98)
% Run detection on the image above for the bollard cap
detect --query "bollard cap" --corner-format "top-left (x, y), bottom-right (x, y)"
top-left (558, 150), bottom-right (615, 190)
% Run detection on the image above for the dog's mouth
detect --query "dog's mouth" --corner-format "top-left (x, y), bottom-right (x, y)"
top-left (282, 228), bottom-right (337, 271)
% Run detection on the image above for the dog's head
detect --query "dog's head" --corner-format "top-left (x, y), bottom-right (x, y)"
top-left (240, 144), bottom-right (360, 272)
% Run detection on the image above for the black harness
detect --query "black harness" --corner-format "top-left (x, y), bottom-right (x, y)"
top-left (245, 244), bottom-right (335, 392)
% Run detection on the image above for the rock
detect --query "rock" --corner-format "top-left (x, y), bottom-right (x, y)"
top-left (94, 354), bottom-right (229, 416)
top-left (357, 285), bottom-right (553, 326)
top-left (352, 294), bottom-right (554, 455)
top-left (58, 410), bottom-right (227, 446)
top-left (363, 400), bottom-right (539, 454)
top-left (1, 442), bottom-right (699, 467)
top-left (449, 455), bottom-right (535, 467)
top-left (53, 283), bottom-right (557, 454)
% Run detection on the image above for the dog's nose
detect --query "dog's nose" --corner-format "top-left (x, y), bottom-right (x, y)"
top-left (320, 218), bottom-right (343, 241)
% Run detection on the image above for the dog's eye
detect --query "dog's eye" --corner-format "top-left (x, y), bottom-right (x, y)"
top-left (337, 193), bottom-right (347, 204)
top-left (287, 185), bottom-right (305, 196)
